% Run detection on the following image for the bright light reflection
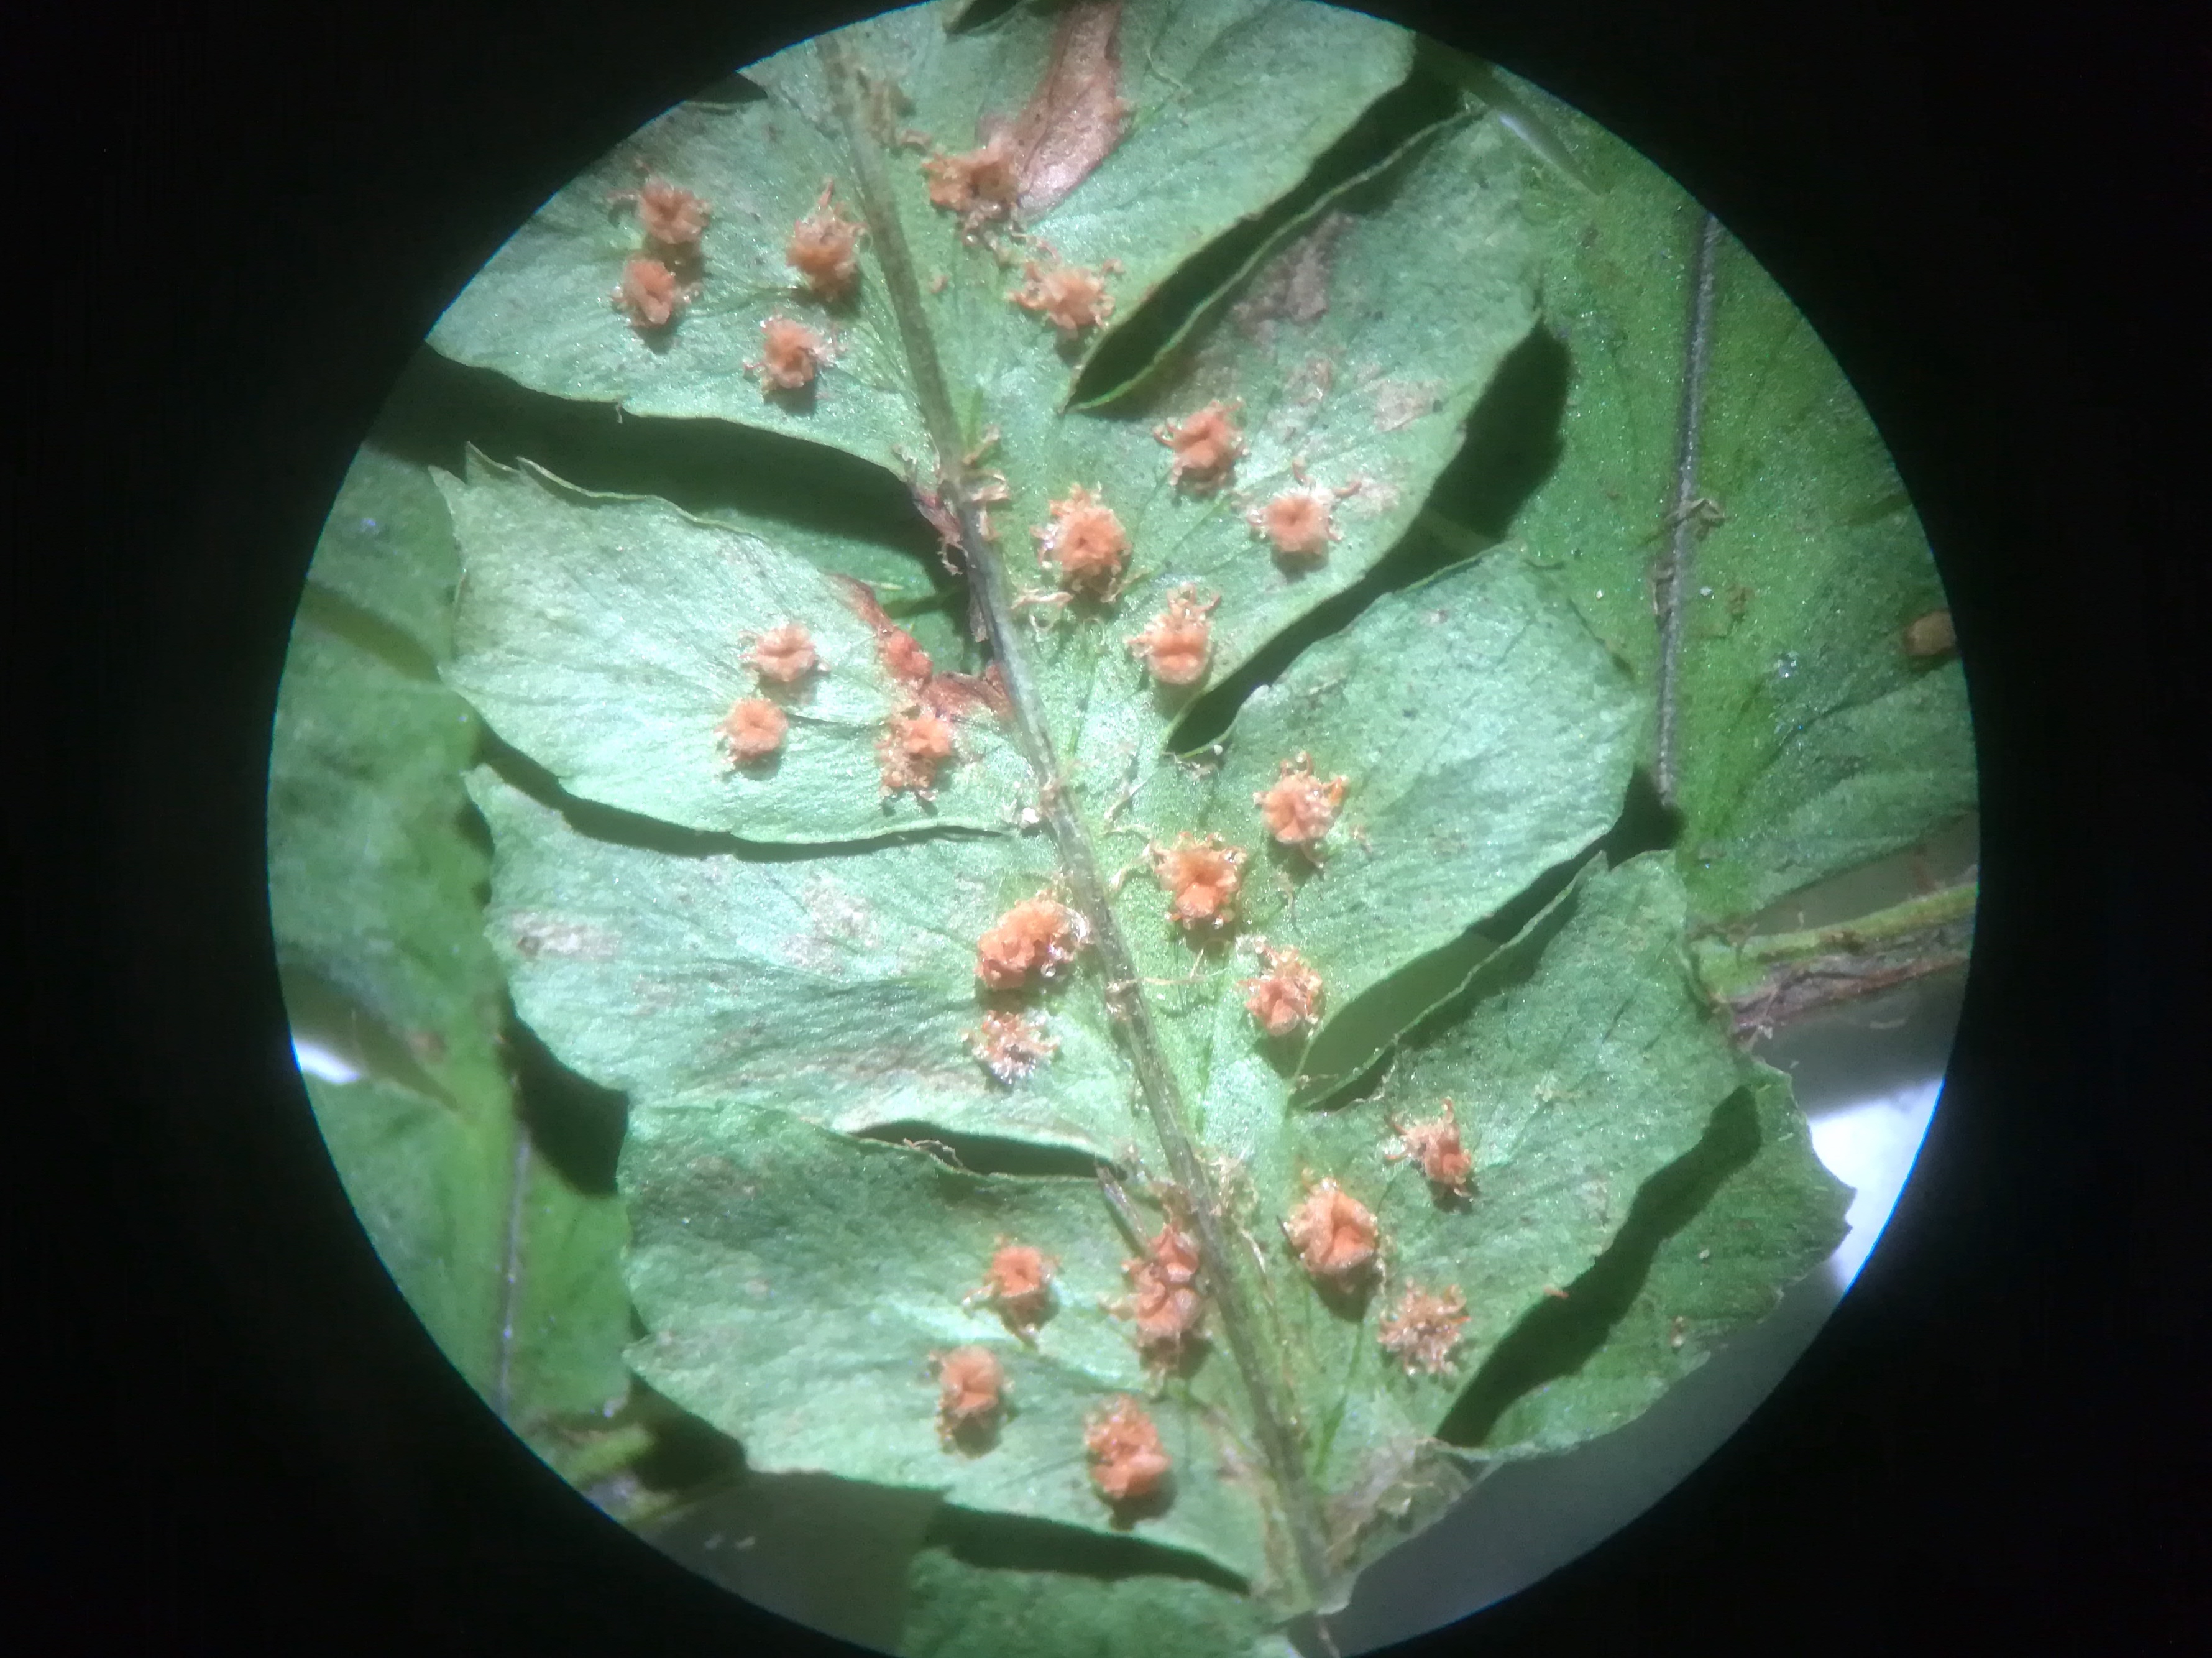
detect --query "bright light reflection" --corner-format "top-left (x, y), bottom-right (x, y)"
top-left (1807, 1078), bottom-right (1941, 1289)
top-left (291, 1034), bottom-right (361, 1085)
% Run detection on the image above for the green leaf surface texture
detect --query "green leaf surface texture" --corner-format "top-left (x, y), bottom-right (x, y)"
top-left (268, 448), bottom-right (633, 1457)
top-left (902, 1534), bottom-right (1288, 1658)
top-left (442, 453), bottom-right (1036, 839)
top-left (430, 0), bottom-right (1415, 477)
top-left (1488, 74), bottom-right (1976, 923)
top-left (358, 0), bottom-right (1958, 1642)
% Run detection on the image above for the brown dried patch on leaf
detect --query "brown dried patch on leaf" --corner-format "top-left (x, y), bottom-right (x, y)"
top-left (993, 0), bottom-right (1132, 218)
top-left (835, 578), bottom-right (935, 688)
top-left (1370, 376), bottom-right (1443, 433)
top-left (1903, 609), bottom-right (1955, 658)
top-left (1009, 259), bottom-right (1116, 337)
top-left (1231, 211), bottom-right (1352, 343)
top-left (1377, 1283), bottom-right (1469, 1376)
top-left (881, 627), bottom-right (935, 688)
top-left (747, 316), bottom-right (828, 392)
top-left (1149, 832), bottom-right (1244, 934)
top-left (1032, 484), bottom-right (1129, 597)
top-left (833, 579), bottom-right (1007, 726)
top-left (508, 914), bottom-right (619, 961)
top-left (1256, 754), bottom-right (1347, 848)
top-left (909, 478), bottom-right (965, 563)
top-left (837, 575), bottom-right (899, 635)
top-left (613, 257), bottom-right (687, 331)
top-left (1114, 1223), bottom-right (1204, 1366)
top-left (975, 897), bottom-right (1086, 990)
top-left (1155, 401), bottom-right (1242, 494)
top-left (857, 67), bottom-right (914, 146)
top-left (1388, 1099), bottom-right (1473, 1196)
top-left (922, 665), bottom-right (1012, 723)
top-left (879, 707), bottom-right (955, 798)
top-left (637, 178), bottom-right (710, 249)
top-left (932, 1345), bottom-right (1006, 1445)
top-left (1283, 1176), bottom-right (1379, 1289)
top-left (964, 1238), bottom-right (1059, 1335)
top-left (1125, 586), bottom-right (1218, 687)
top-left (748, 622), bottom-right (819, 686)
top-left (718, 697), bottom-right (786, 764)
top-left (1085, 1394), bottom-right (1171, 1506)
top-left (786, 182), bottom-right (865, 302)
top-left (964, 1010), bottom-right (1060, 1086)
top-left (1285, 354), bottom-right (1336, 407)
top-left (1241, 943), bottom-right (1324, 1039)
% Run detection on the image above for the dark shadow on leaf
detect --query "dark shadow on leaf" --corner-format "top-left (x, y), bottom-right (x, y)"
top-left (1597, 767), bottom-right (1682, 862)
top-left (1071, 70), bottom-right (1464, 408)
top-left (687, 70), bottom-right (768, 106)
top-left (1252, 1026), bottom-right (1307, 1087)
top-left (1167, 321), bottom-right (1569, 755)
top-left (922, 1503), bottom-right (1249, 1595)
top-left (624, 1377), bottom-right (746, 1493)
top-left (457, 786), bottom-right (495, 886)
top-left (759, 377), bottom-right (821, 418)
top-left (1435, 1085), bottom-right (1763, 1447)
top-left (642, 1463), bottom-right (939, 1652)
top-left (1147, 1330), bottom-right (1213, 1384)
top-left (1292, 844), bottom-right (1597, 1110)
top-left (476, 724), bottom-right (1005, 862)
top-left (1418, 323), bottom-right (1569, 538)
top-left (295, 581), bottom-right (443, 683)
top-left (1473, 845), bottom-right (1595, 952)
top-left (853, 1121), bottom-right (1106, 1181)
top-left (942, 0), bottom-right (1024, 34)
top-left (1397, 859), bottom-right (1591, 1054)
top-left (1260, 837), bottom-right (1323, 894)
top-left (945, 1410), bottom-right (1004, 1457)
top-left (1083, 124), bottom-right (1453, 423)
top-left (1052, 327), bottom-right (1093, 368)
top-left (1292, 933), bottom-right (1494, 1109)
top-left (1308, 1270), bottom-right (1377, 1327)
top-left (371, 346), bottom-right (948, 575)
top-left (1145, 676), bottom-right (1203, 722)
top-left (1422, 1177), bottom-right (1475, 1215)
top-left (1300, 1043), bottom-right (1395, 1117)
top-left (1841, 484), bottom-right (1913, 530)
top-left (1103, 1479), bottom-right (1178, 1532)
top-left (1296, 764), bottom-right (1665, 1108)
top-left (508, 1011), bottom-right (628, 1197)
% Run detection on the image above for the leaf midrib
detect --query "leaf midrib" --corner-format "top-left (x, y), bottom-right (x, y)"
top-left (815, 32), bottom-right (1341, 1613)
